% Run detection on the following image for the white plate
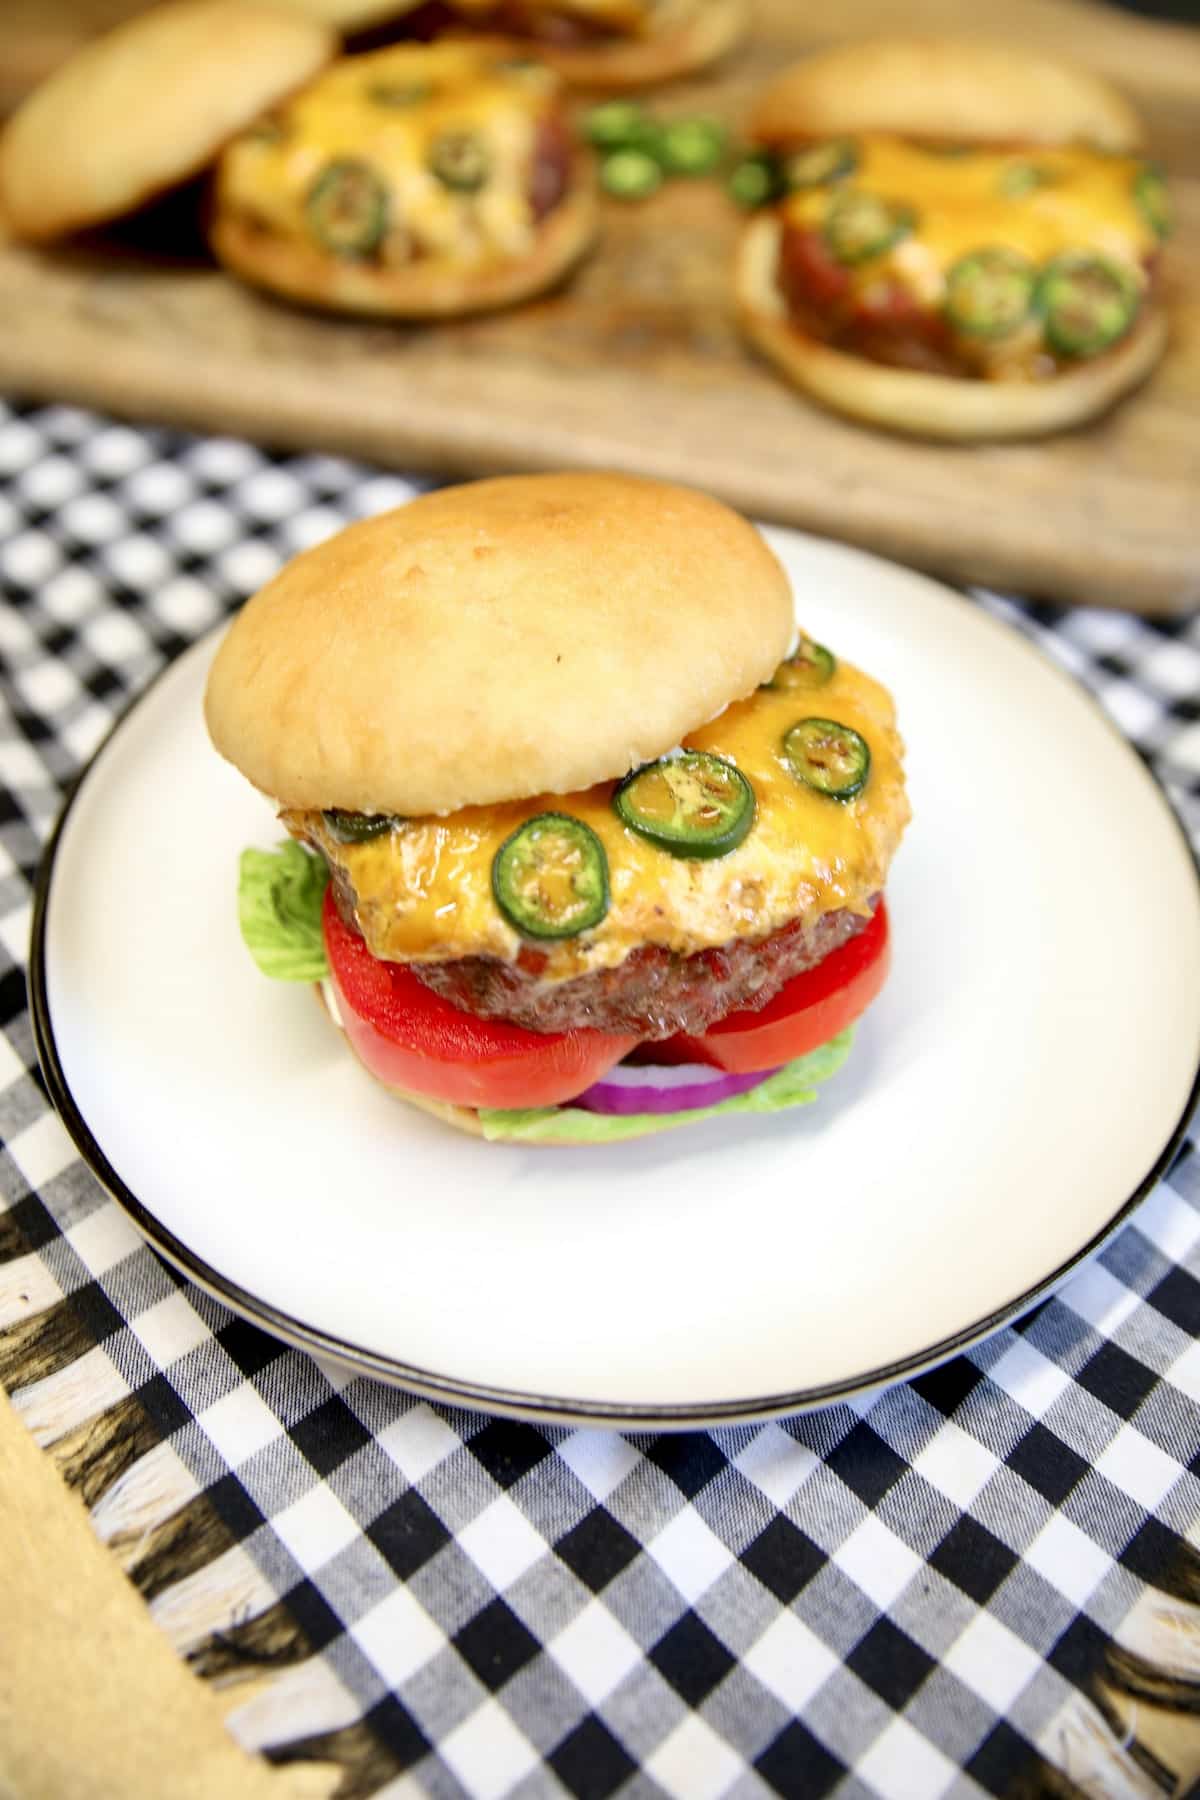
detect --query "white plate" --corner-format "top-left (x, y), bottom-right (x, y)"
top-left (31, 531), bottom-right (1200, 1426)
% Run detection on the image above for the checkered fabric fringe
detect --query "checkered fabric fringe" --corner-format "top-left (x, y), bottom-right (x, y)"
top-left (2, 398), bottom-right (1199, 1799)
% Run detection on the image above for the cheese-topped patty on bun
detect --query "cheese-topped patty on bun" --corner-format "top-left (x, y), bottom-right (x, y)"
top-left (206, 474), bottom-right (908, 1143)
top-left (211, 40), bottom-right (596, 316)
top-left (735, 38), bottom-right (1171, 440)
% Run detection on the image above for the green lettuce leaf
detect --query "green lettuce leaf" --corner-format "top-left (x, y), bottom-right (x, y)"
top-left (476, 1029), bottom-right (855, 1143)
top-left (238, 842), bottom-right (330, 981)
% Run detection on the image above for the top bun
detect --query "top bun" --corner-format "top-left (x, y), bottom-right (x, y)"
top-left (205, 474), bottom-right (794, 817)
top-left (0, 0), bottom-right (336, 242)
top-left (748, 36), bottom-right (1144, 153)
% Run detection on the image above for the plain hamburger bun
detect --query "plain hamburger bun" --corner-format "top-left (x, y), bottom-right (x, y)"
top-left (204, 473), bottom-right (795, 817)
top-left (747, 36), bottom-right (1144, 154)
top-left (0, 1), bottom-right (336, 242)
top-left (736, 214), bottom-right (1169, 443)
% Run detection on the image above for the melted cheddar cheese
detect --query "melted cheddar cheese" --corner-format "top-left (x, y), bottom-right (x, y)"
top-left (218, 44), bottom-right (561, 269)
top-left (285, 651), bottom-right (909, 982)
top-left (781, 138), bottom-right (1158, 338)
top-left (784, 139), bottom-right (1157, 288)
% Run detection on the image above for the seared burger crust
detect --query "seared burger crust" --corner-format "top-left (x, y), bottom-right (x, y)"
top-left (412, 903), bottom-right (874, 1037)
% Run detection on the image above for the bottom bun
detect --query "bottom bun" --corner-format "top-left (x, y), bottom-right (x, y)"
top-left (211, 167), bottom-right (597, 318)
top-left (735, 214), bottom-right (1168, 442)
top-left (531, 0), bottom-right (745, 88)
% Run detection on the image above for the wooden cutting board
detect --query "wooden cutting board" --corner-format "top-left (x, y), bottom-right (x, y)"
top-left (1, 0), bottom-right (1198, 612)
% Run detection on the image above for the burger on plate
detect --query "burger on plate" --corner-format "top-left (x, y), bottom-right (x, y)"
top-left (211, 39), bottom-right (597, 316)
top-left (734, 37), bottom-right (1172, 440)
top-left (205, 474), bottom-right (909, 1144)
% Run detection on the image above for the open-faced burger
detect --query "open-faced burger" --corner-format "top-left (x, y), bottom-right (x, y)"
top-left (210, 39), bottom-right (597, 316)
top-left (734, 37), bottom-right (1172, 440)
top-left (205, 473), bottom-right (909, 1145)
top-left (425, 0), bottom-right (747, 89)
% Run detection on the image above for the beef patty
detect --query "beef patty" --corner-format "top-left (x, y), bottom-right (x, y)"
top-left (412, 901), bottom-right (875, 1037)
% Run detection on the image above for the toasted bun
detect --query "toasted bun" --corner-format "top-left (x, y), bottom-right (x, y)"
top-left (735, 215), bottom-right (1167, 442)
top-left (0, 2), bottom-right (336, 243)
top-left (748, 37), bottom-right (1144, 153)
top-left (210, 161), bottom-right (597, 318)
top-left (205, 473), bottom-right (794, 816)
top-left (524, 0), bottom-right (746, 89)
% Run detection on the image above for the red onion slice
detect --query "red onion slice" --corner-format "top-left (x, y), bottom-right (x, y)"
top-left (574, 1060), bottom-right (778, 1116)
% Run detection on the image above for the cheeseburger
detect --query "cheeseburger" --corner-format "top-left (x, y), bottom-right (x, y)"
top-left (735, 38), bottom-right (1172, 440)
top-left (205, 475), bottom-right (908, 1144)
top-left (414, 0), bottom-right (748, 90)
top-left (211, 40), bottom-right (597, 317)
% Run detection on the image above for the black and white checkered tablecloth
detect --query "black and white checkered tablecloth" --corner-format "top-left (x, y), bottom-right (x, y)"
top-left (2, 395), bottom-right (1198, 1799)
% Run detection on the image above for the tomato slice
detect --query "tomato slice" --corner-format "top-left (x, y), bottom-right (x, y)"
top-left (322, 890), bottom-right (637, 1109)
top-left (662, 900), bottom-right (891, 1074)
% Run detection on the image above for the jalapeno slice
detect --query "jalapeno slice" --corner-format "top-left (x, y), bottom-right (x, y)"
top-left (1036, 252), bottom-right (1140, 358)
top-left (782, 718), bottom-right (870, 801)
top-left (999, 162), bottom-right (1055, 198)
top-left (944, 247), bottom-right (1036, 339)
top-left (766, 636), bottom-right (836, 691)
top-left (824, 190), bottom-right (914, 265)
top-left (585, 99), bottom-right (648, 150)
top-left (660, 118), bottom-right (726, 177)
top-left (305, 160), bottom-right (388, 258)
top-left (613, 752), bottom-right (755, 859)
top-left (492, 814), bottom-right (609, 939)
top-left (783, 139), bottom-right (857, 191)
top-left (322, 809), bottom-right (399, 843)
top-left (601, 148), bottom-right (663, 200)
top-left (367, 79), bottom-right (432, 107)
top-left (429, 132), bottom-right (490, 192)
top-left (727, 152), bottom-right (782, 209)
top-left (1134, 164), bottom-right (1172, 241)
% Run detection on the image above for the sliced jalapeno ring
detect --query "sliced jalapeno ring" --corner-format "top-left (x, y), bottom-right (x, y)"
top-left (584, 99), bottom-right (649, 150)
top-left (824, 189), bottom-right (914, 265)
top-left (727, 152), bottom-right (782, 209)
top-left (783, 139), bottom-right (857, 191)
top-left (305, 159), bottom-right (388, 258)
top-left (492, 814), bottom-right (609, 939)
top-left (659, 118), bottom-right (727, 177)
top-left (1036, 252), bottom-right (1140, 358)
top-left (429, 131), bottom-right (490, 192)
top-left (246, 112), bottom-right (288, 145)
top-left (601, 148), bottom-right (663, 200)
top-left (999, 162), bottom-right (1055, 198)
top-left (782, 718), bottom-right (870, 801)
top-left (1134, 164), bottom-right (1172, 241)
top-left (367, 79), bottom-right (432, 107)
top-left (322, 809), bottom-right (400, 843)
top-left (766, 636), bottom-right (836, 691)
top-left (944, 247), bottom-right (1036, 339)
top-left (613, 752), bottom-right (755, 860)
